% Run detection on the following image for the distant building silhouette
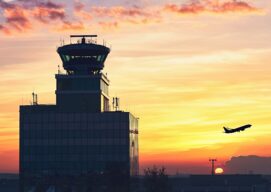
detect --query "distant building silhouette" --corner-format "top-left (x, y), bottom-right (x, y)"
top-left (131, 175), bottom-right (270, 192)
top-left (19, 35), bottom-right (139, 191)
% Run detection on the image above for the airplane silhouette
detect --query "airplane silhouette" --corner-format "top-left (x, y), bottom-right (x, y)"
top-left (223, 124), bottom-right (252, 134)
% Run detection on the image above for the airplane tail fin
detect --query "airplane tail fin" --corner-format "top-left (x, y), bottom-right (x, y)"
top-left (223, 127), bottom-right (229, 133)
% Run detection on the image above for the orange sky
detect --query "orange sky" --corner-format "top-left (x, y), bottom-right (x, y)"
top-left (1, 0), bottom-right (271, 174)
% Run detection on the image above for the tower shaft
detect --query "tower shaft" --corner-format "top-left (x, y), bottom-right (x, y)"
top-left (56, 73), bottom-right (110, 112)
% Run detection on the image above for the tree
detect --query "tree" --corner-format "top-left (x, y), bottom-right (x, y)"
top-left (143, 166), bottom-right (171, 192)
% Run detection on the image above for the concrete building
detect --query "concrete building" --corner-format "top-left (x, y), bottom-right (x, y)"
top-left (19, 35), bottom-right (139, 191)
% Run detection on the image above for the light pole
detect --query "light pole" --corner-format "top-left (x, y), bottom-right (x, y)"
top-left (209, 158), bottom-right (217, 176)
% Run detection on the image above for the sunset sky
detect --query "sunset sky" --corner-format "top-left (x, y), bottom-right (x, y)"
top-left (1, 0), bottom-right (271, 174)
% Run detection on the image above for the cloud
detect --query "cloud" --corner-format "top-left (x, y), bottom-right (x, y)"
top-left (73, 1), bottom-right (92, 20)
top-left (73, 4), bottom-right (161, 29)
top-left (4, 6), bottom-right (32, 32)
top-left (164, 2), bottom-right (205, 14)
top-left (32, 7), bottom-right (66, 23)
top-left (33, 1), bottom-right (66, 23)
top-left (0, 0), bottom-right (70, 33)
top-left (164, 0), bottom-right (261, 15)
top-left (0, 0), bottom-right (263, 35)
top-left (225, 155), bottom-right (271, 174)
top-left (0, 24), bottom-right (10, 34)
top-left (91, 6), bottom-right (152, 18)
top-left (15, 0), bottom-right (63, 9)
top-left (91, 6), bottom-right (161, 28)
top-left (74, 0), bottom-right (84, 12)
top-left (0, 0), bottom-right (15, 9)
top-left (21, 0), bottom-right (66, 23)
top-left (58, 21), bottom-right (85, 31)
top-left (220, 1), bottom-right (263, 13)
top-left (37, 1), bottom-right (63, 9)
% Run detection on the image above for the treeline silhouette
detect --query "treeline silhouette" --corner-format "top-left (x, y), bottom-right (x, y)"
top-left (21, 166), bottom-right (170, 192)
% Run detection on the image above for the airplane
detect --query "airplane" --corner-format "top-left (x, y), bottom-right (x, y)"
top-left (223, 124), bottom-right (252, 134)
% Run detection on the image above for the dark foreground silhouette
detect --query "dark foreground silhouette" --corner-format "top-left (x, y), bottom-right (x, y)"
top-left (223, 124), bottom-right (252, 134)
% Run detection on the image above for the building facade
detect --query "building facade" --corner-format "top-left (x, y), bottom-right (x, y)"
top-left (19, 35), bottom-right (139, 191)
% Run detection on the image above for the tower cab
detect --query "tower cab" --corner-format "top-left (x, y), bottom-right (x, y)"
top-left (56, 35), bottom-right (110, 112)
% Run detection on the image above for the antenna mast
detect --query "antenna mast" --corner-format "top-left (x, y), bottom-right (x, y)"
top-left (209, 158), bottom-right (217, 176)
top-left (113, 97), bottom-right (120, 111)
top-left (32, 92), bottom-right (38, 105)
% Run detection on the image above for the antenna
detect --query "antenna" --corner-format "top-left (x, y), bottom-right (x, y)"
top-left (70, 35), bottom-right (98, 44)
top-left (70, 35), bottom-right (98, 38)
top-left (58, 65), bottom-right (61, 74)
top-left (32, 92), bottom-right (38, 105)
top-left (209, 158), bottom-right (217, 176)
top-left (112, 97), bottom-right (120, 111)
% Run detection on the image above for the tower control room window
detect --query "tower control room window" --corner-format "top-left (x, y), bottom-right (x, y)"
top-left (60, 55), bottom-right (71, 62)
top-left (97, 55), bottom-right (106, 62)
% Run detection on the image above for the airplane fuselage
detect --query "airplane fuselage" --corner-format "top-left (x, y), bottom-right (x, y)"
top-left (223, 124), bottom-right (252, 134)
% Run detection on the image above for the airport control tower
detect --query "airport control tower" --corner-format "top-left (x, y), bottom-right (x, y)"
top-left (19, 35), bottom-right (139, 191)
top-left (56, 35), bottom-right (110, 113)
